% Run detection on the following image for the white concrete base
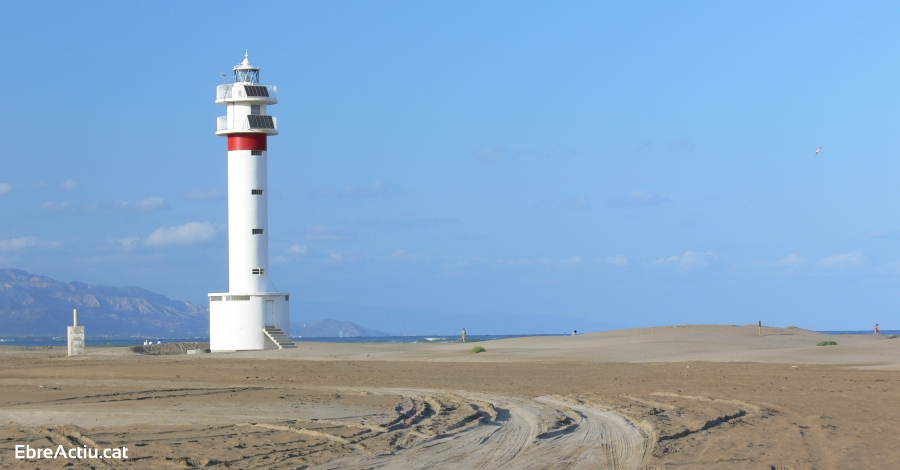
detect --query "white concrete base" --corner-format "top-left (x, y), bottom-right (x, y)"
top-left (67, 326), bottom-right (85, 356)
top-left (209, 292), bottom-right (290, 351)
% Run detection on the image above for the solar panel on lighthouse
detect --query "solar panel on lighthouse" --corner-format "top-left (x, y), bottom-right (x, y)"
top-left (245, 85), bottom-right (270, 97)
top-left (247, 115), bottom-right (275, 129)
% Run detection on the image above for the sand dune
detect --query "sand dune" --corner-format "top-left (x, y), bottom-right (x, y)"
top-left (217, 324), bottom-right (900, 368)
top-left (1, 325), bottom-right (899, 469)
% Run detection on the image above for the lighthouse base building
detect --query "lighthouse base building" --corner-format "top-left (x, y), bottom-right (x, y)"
top-left (209, 293), bottom-right (291, 351)
top-left (208, 53), bottom-right (294, 352)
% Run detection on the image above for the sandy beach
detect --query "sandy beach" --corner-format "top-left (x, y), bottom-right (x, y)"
top-left (2, 325), bottom-right (899, 469)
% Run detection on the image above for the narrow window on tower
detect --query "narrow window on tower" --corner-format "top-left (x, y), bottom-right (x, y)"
top-left (252, 268), bottom-right (265, 275)
top-left (251, 150), bottom-right (262, 156)
top-left (252, 228), bottom-right (264, 235)
top-left (250, 105), bottom-right (260, 115)
top-left (251, 189), bottom-right (264, 195)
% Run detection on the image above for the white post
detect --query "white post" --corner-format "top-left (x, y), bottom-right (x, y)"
top-left (68, 308), bottom-right (85, 356)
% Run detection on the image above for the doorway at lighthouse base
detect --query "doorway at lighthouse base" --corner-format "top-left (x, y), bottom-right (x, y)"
top-left (208, 293), bottom-right (290, 351)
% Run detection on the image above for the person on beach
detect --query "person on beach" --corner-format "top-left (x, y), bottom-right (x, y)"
top-left (461, 328), bottom-right (467, 343)
top-left (875, 324), bottom-right (880, 335)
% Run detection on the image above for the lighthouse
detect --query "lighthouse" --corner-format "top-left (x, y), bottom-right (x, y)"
top-left (208, 53), bottom-right (294, 351)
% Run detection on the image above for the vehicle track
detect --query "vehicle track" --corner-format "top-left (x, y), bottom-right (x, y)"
top-left (313, 388), bottom-right (648, 470)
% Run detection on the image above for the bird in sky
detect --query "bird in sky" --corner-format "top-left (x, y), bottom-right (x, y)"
top-left (815, 146), bottom-right (821, 156)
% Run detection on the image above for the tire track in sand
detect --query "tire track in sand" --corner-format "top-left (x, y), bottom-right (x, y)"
top-left (312, 389), bottom-right (647, 470)
top-left (527, 396), bottom-right (648, 469)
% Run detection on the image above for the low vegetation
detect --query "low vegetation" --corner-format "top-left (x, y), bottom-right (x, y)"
top-left (470, 345), bottom-right (486, 354)
top-left (816, 340), bottom-right (838, 347)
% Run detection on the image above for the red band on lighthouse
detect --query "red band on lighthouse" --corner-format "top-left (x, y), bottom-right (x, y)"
top-left (228, 134), bottom-right (267, 151)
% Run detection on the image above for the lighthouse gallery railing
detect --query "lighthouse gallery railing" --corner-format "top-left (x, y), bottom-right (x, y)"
top-left (216, 84), bottom-right (278, 101)
top-left (217, 115), bottom-right (278, 132)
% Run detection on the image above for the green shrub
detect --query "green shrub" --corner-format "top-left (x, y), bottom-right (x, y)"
top-left (816, 340), bottom-right (837, 346)
top-left (470, 345), bottom-right (486, 354)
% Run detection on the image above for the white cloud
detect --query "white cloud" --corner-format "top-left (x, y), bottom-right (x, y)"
top-left (557, 255), bottom-right (582, 266)
top-left (182, 189), bottom-right (223, 200)
top-left (817, 251), bottom-right (863, 268)
top-left (612, 191), bottom-right (669, 207)
top-left (475, 146), bottom-right (519, 161)
top-left (144, 222), bottom-right (217, 247)
top-left (0, 183), bottom-right (11, 194)
top-left (40, 197), bottom-right (165, 215)
top-left (778, 253), bottom-right (806, 266)
top-left (606, 255), bottom-right (628, 267)
top-left (391, 250), bottom-right (426, 261)
top-left (118, 237), bottom-right (141, 250)
top-left (278, 248), bottom-right (363, 263)
top-left (305, 225), bottom-right (352, 242)
top-left (669, 139), bottom-right (696, 152)
top-left (0, 236), bottom-right (61, 252)
top-left (60, 179), bottom-right (78, 190)
top-left (115, 197), bottom-right (165, 212)
top-left (360, 214), bottom-right (449, 232)
top-left (507, 255), bottom-right (582, 267)
top-left (566, 195), bottom-right (592, 210)
top-left (307, 181), bottom-right (398, 200)
top-left (655, 251), bottom-right (716, 268)
top-left (41, 201), bottom-right (70, 211)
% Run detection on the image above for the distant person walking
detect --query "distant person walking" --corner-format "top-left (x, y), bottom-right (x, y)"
top-left (875, 324), bottom-right (880, 335)
top-left (461, 328), bottom-right (467, 343)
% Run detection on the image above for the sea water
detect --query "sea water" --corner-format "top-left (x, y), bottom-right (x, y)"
top-left (0, 337), bottom-right (208, 348)
top-left (1, 331), bottom-right (884, 348)
top-left (0, 334), bottom-right (556, 348)
top-left (293, 334), bottom-right (555, 343)
top-left (819, 330), bottom-right (900, 335)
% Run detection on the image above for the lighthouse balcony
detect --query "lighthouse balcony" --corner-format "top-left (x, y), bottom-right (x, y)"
top-left (217, 115), bottom-right (278, 135)
top-left (216, 84), bottom-right (278, 104)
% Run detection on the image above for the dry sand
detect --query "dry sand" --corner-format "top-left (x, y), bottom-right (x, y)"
top-left (1, 325), bottom-right (899, 469)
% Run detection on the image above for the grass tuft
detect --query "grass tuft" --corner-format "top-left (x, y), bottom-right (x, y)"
top-left (470, 345), bottom-right (486, 354)
top-left (816, 340), bottom-right (837, 346)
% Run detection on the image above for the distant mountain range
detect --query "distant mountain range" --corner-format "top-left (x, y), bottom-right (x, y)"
top-left (0, 269), bottom-right (388, 338)
top-left (291, 318), bottom-right (388, 338)
top-left (0, 268), bottom-right (618, 338)
top-left (0, 269), bottom-right (209, 336)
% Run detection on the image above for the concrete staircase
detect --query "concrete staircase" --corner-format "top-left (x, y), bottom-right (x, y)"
top-left (263, 327), bottom-right (297, 349)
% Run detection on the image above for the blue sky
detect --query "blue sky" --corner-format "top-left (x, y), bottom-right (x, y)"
top-left (2, 1), bottom-right (899, 331)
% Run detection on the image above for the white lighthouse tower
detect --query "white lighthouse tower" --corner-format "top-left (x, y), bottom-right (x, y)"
top-left (208, 53), bottom-right (294, 351)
